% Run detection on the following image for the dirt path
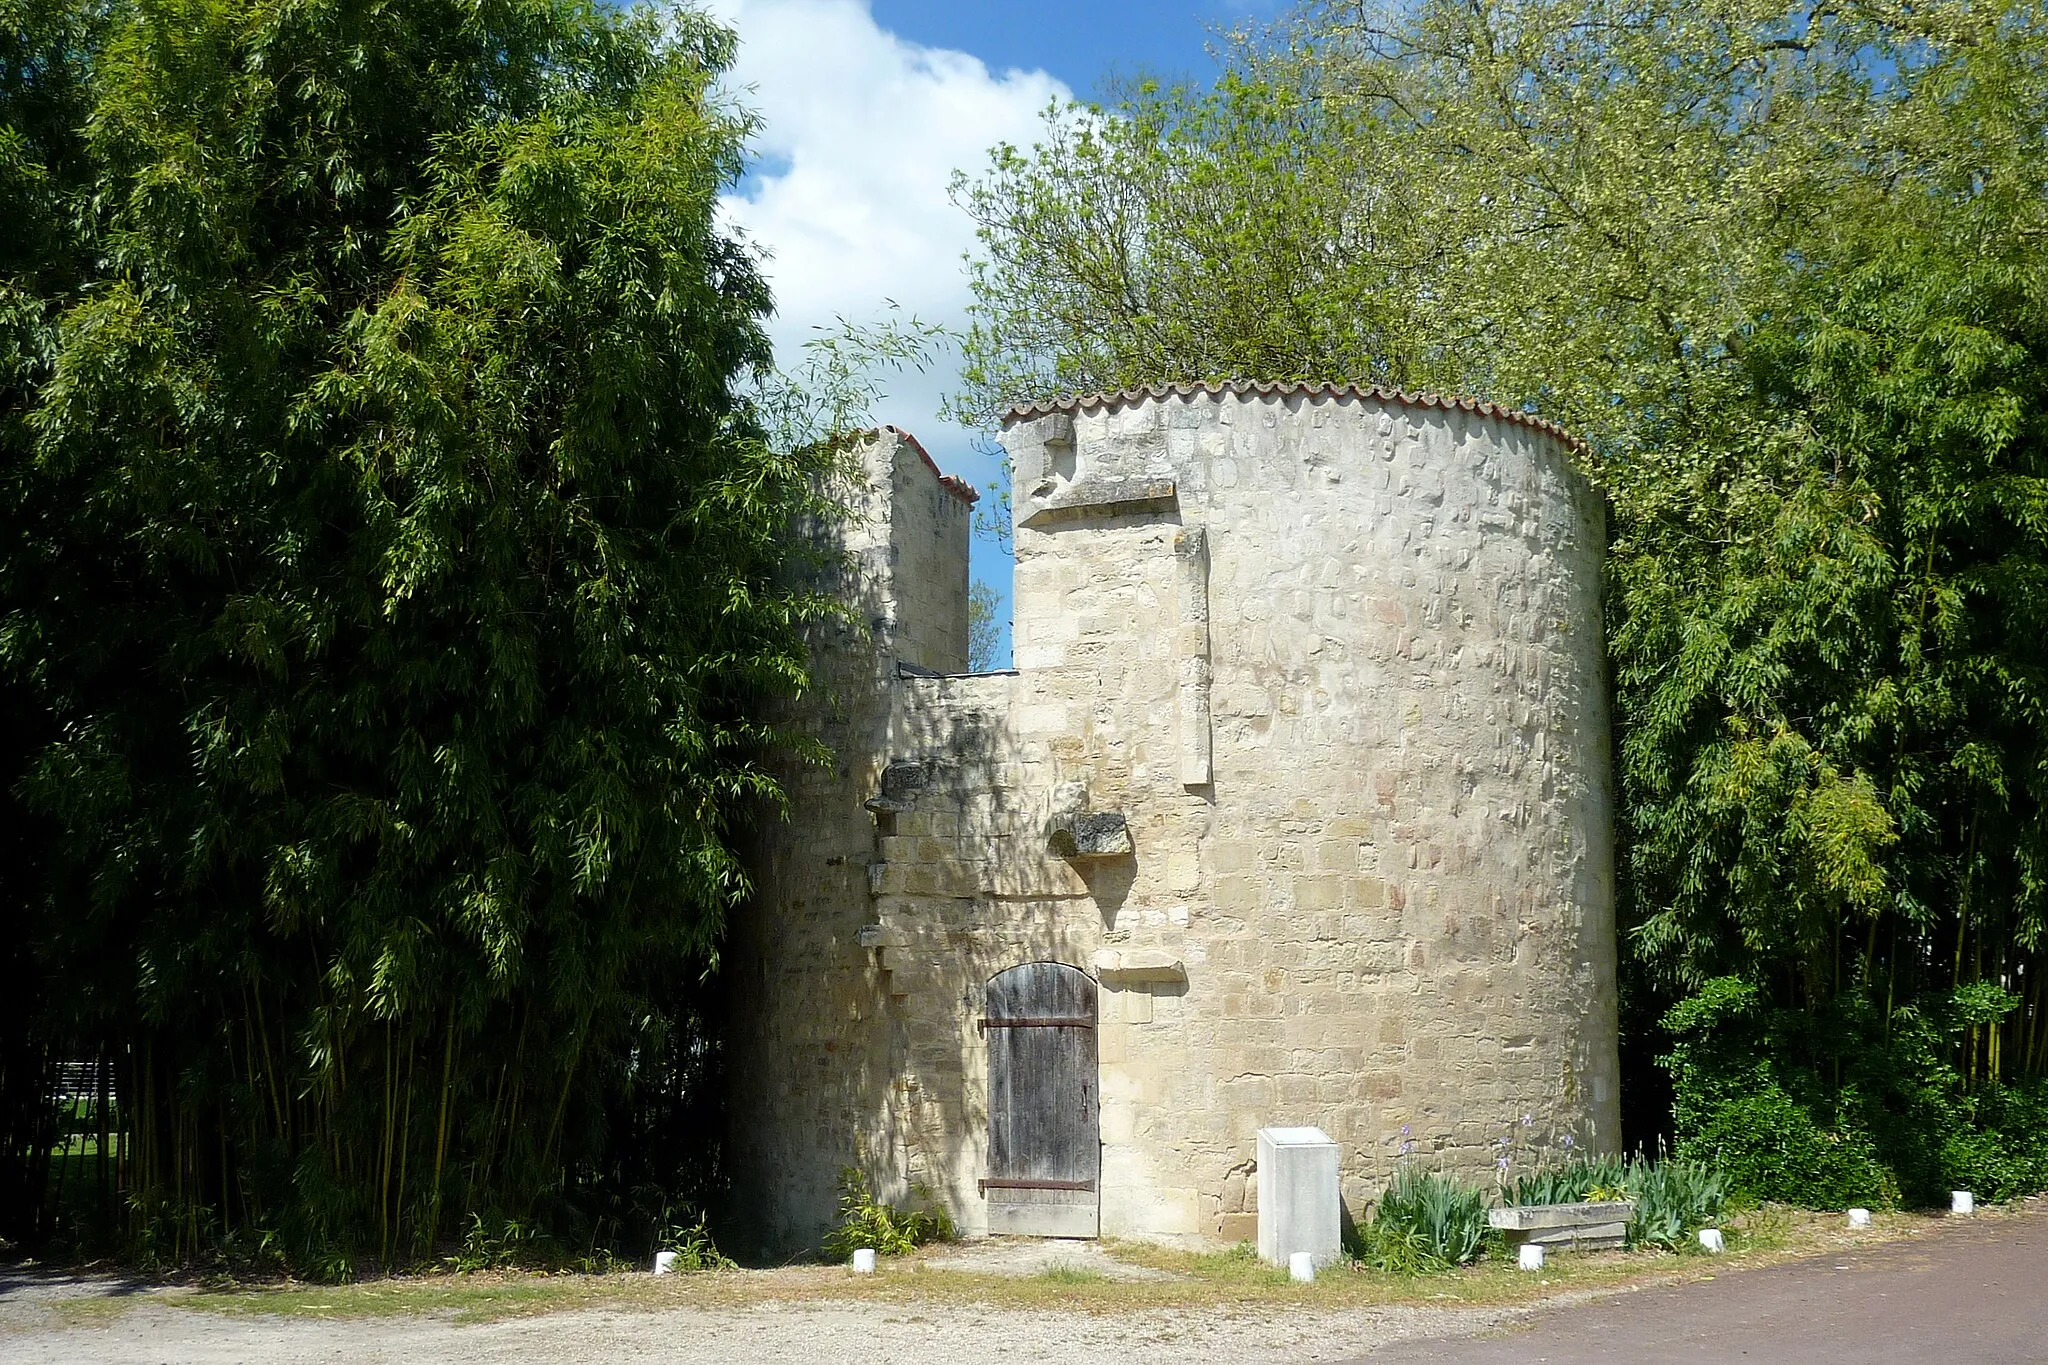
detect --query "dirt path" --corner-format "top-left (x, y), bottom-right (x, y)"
top-left (1361, 1202), bottom-right (2048, 1364)
top-left (0, 1274), bottom-right (1512, 1364)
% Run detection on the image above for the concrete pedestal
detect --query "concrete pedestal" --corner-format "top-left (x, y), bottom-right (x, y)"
top-left (1256, 1126), bottom-right (1341, 1268)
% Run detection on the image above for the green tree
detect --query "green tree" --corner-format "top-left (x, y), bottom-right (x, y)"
top-left (968, 579), bottom-right (1005, 672)
top-left (2, 0), bottom-right (846, 1267)
top-left (0, 0), bottom-right (101, 1250)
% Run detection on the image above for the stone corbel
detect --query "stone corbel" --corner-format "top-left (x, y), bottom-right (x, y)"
top-left (1045, 779), bottom-right (1134, 859)
top-left (1047, 810), bottom-right (1133, 859)
top-left (1019, 477), bottom-right (1179, 529)
top-left (864, 759), bottom-right (926, 814)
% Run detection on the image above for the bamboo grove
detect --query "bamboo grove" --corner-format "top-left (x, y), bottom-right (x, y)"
top-left (952, 0), bottom-right (2048, 1202)
top-left (0, 0), bottom-right (845, 1265)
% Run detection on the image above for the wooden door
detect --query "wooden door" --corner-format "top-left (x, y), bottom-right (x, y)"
top-left (981, 961), bottom-right (1100, 1237)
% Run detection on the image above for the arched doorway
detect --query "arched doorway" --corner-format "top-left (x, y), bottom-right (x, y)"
top-left (979, 961), bottom-right (1100, 1237)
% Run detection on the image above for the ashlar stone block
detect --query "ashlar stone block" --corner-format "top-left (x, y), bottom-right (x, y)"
top-left (1256, 1125), bottom-right (1341, 1268)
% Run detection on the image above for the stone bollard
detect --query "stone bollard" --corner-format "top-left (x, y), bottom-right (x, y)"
top-left (1257, 1126), bottom-right (1342, 1270)
top-left (653, 1251), bottom-right (678, 1275)
top-left (851, 1247), bottom-right (877, 1273)
top-left (1518, 1243), bottom-right (1546, 1272)
top-left (1697, 1229), bottom-right (1725, 1254)
top-left (1951, 1191), bottom-right (1975, 1216)
top-left (1847, 1208), bottom-right (1871, 1229)
top-left (1289, 1251), bottom-right (1316, 1283)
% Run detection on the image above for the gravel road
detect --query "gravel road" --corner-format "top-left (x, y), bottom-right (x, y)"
top-left (0, 1276), bottom-right (1516, 1365)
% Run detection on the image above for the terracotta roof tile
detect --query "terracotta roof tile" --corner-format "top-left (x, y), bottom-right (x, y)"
top-left (998, 381), bottom-right (1585, 453)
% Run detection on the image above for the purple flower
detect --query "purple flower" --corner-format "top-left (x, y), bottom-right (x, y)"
top-left (1497, 1135), bottom-right (1511, 1147)
top-left (1522, 1113), bottom-right (1534, 1127)
top-left (1497, 1156), bottom-right (1510, 1171)
top-left (1401, 1123), bottom-right (1412, 1137)
top-left (1401, 1140), bottom-right (1416, 1155)
top-left (1562, 1134), bottom-right (1575, 1150)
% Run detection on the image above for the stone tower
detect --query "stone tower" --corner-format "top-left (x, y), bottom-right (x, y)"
top-left (723, 384), bottom-right (1618, 1257)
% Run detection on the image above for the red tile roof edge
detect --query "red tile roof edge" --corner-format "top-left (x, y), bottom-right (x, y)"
top-left (998, 381), bottom-right (1586, 453)
top-left (877, 425), bottom-right (979, 504)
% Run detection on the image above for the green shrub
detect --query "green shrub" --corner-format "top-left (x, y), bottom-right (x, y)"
top-left (1362, 1168), bottom-right (1489, 1270)
top-left (820, 1168), bottom-right (955, 1263)
top-left (447, 1213), bottom-right (542, 1273)
top-left (654, 1209), bottom-right (735, 1272)
top-left (1625, 1155), bottom-right (1727, 1250)
top-left (1349, 1219), bottom-right (1446, 1275)
top-left (1501, 1151), bottom-right (1727, 1250)
top-left (1682, 1086), bottom-right (1899, 1210)
top-left (1664, 979), bottom-right (1903, 1209)
top-left (1502, 1156), bottom-right (1629, 1206)
top-left (1938, 1083), bottom-right (2048, 1202)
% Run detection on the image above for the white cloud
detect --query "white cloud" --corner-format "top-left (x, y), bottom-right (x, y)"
top-left (706, 0), bottom-right (1068, 466)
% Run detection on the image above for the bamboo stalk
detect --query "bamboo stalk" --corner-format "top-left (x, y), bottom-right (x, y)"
top-left (427, 1011), bottom-right (456, 1256)
top-left (380, 1021), bottom-right (395, 1264)
top-left (98, 1048), bottom-right (112, 1229)
top-left (541, 1021), bottom-right (590, 1173)
top-left (250, 983), bottom-right (288, 1142)
top-left (394, 1032), bottom-right (415, 1264)
top-left (2027, 965), bottom-right (2045, 1077)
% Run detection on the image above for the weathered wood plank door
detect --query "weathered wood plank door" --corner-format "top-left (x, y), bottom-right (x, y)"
top-left (981, 961), bottom-right (1099, 1237)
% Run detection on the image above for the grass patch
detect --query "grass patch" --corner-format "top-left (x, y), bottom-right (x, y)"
top-left (151, 1202), bottom-right (1958, 1324)
top-left (40, 1295), bottom-right (138, 1329)
top-left (177, 1276), bottom-right (619, 1323)
top-left (1102, 1240), bottom-right (1292, 1287)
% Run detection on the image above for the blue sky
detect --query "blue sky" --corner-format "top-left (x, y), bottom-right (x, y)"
top-left (707, 1), bottom-right (1272, 662)
top-left (869, 2), bottom-right (1252, 97)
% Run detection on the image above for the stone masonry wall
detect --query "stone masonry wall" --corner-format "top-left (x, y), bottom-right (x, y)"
top-left (721, 430), bottom-right (972, 1256)
top-left (725, 387), bottom-right (1618, 1256)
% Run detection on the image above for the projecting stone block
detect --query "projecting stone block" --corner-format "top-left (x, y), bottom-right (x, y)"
top-left (1048, 810), bottom-right (1133, 859)
top-left (1019, 476), bottom-right (1179, 528)
top-left (865, 759), bottom-right (927, 813)
top-left (1256, 1126), bottom-right (1341, 1269)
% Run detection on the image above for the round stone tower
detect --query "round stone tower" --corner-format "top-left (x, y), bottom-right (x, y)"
top-left (724, 385), bottom-right (1618, 1254)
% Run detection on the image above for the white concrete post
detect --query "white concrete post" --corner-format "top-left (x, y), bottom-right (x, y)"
top-left (1257, 1126), bottom-right (1342, 1268)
